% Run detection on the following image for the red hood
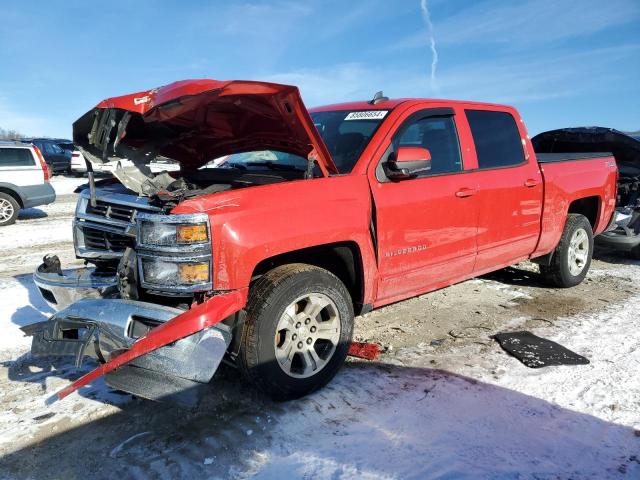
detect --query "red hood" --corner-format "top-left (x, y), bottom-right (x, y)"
top-left (73, 79), bottom-right (338, 176)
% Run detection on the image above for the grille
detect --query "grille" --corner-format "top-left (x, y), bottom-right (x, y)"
top-left (82, 226), bottom-right (134, 252)
top-left (76, 194), bottom-right (159, 258)
top-left (86, 200), bottom-right (137, 223)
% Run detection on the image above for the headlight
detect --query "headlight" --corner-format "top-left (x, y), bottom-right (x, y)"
top-left (136, 213), bottom-right (212, 292)
top-left (141, 257), bottom-right (211, 286)
top-left (177, 224), bottom-right (208, 243)
top-left (140, 221), bottom-right (209, 246)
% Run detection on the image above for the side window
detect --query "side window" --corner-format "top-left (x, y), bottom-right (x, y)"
top-left (396, 115), bottom-right (462, 176)
top-left (0, 148), bottom-right (36, 167)
top-left (50, 143), bottom-right (64, 154)
top-left (466, 110), bottom-right (524, 169)
top-left (44, 143), bottom-right (63, 154)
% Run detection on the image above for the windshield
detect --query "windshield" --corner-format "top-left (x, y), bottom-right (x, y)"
top-left (310, 110), bottom-right (387, 173)
top-left (212, 150), bottom-right (311, 174)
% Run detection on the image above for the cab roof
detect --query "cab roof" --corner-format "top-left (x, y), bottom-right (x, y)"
top-left (308, 98), bottom-right (514, 113)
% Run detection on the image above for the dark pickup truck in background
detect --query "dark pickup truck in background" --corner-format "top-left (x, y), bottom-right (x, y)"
top-left (534, 127), bottom-right (640, 258)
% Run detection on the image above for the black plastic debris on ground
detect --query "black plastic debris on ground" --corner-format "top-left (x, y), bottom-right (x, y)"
top-left (493, 331), bottom-right (589, 368)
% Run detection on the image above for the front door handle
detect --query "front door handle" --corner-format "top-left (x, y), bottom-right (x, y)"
top-left (455, 188), bottom-right (477, 198)
top-left (524, 178), bottom-right (540, 188)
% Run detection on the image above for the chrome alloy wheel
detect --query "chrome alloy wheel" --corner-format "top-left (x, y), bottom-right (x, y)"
top-left (0, 198), bottom-right (14, 223)
top-left (274, 292), bottom-right (341, 378)
top-left (568, 228), bottom-right (589, 276)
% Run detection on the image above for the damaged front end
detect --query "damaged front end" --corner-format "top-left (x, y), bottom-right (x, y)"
top-left (22, 292), bottom-right (246, 408)
top-left (533, 128), bottom-right (640, 258)
top-left (21, 78), bottom-right (338, 407)
top-left (25, 206), bottom-right (244, 407)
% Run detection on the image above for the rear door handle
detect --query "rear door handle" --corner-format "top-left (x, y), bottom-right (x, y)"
top-left (524, 179), bottom-right (540, 188)
top-left (455, 188), bottom-right (477, 198)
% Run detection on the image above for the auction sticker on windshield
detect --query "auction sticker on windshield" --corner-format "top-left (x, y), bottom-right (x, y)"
top-left (344, 111), bottom-right (388, 121)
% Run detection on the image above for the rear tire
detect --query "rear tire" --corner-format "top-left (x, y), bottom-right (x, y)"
top-left (238, 264), bottom-right (354, 401)
top-left (541, 214), bottom-right (593, 288)
top-left (0, 193), bottom-right (19, 226)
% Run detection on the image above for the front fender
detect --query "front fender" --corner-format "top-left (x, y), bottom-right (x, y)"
top-left (55, 288), bottom-right (248, 401)
top-left (174, 176), bottom-right (376, 297)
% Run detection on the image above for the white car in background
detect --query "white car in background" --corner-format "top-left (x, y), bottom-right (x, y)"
top-left (149, 157), bottom-right (180, 173)
top-left (70, 149), bottom-right (88, 175)
top-left (0, 141), bottom-right (55, 226)
top-left (71, 154), bottom-right (181, 176)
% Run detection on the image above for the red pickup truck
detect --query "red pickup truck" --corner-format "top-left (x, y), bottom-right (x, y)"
top-left (26, 79), bottom-right (617, 406)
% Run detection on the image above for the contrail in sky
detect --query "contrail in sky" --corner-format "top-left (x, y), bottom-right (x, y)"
top-left (420, 0), bottom-right (438, 90)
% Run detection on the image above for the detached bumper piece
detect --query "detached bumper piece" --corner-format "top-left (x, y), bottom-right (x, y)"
top-left (22, 298), bottom-right (232, 407)
top-left (34, 256), bottom-right (118, 311)
top-left (595, 209), bottom-right (640, 253)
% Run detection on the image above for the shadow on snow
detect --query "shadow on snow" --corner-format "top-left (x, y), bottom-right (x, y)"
top-left (1, 358), bottom-right (639, 479)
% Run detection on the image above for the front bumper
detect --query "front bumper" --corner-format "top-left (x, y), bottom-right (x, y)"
top-left (22, 298), bottom-right (232, 407)
top-left (34, 263), bottom-right (118, 311)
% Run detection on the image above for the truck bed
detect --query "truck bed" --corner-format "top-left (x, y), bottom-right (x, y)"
top-left (536, 152), bottom-right (613, 163)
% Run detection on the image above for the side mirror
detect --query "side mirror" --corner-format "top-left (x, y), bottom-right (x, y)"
top-left (385, 147), bottom-right (432, 180)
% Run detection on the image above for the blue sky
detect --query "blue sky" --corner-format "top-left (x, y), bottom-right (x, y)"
top-left (0, 0), bottom-right (638, 138)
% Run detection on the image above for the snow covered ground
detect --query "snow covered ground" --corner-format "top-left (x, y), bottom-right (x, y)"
top-left (0, 186), bottom-right (639, 479)
top-left (48, 175), bottom-right (87, 196)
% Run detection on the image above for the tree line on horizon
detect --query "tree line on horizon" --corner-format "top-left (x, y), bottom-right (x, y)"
top-left (0, 126), bottom-right (25, 141)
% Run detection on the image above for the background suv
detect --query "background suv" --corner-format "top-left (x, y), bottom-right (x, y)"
top-left (0, 141), bottom-right (55, 225)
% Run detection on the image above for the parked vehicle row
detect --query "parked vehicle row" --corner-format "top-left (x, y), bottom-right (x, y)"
top-left (22, 79), bottom-right (618, 407)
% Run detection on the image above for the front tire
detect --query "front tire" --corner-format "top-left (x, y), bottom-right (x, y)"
top-left (0, 193), bottom-right (19, 226)
top-left (238, 264), bottom-right (354, 401)
top-left (541, 214), bottom-right (593, 288)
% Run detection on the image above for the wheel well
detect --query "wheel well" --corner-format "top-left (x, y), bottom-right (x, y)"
top-left (568, 196), bottom-right (599, 229)
top-left (0, 187), bottom-right (23, 208)
top-left (252, 242), bottom-right (365, 314)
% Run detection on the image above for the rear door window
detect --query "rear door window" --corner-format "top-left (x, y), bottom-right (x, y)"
top-left (466, 110), bottom-right (524, 169)
top-left (0, 148), bottom-right (35, 167)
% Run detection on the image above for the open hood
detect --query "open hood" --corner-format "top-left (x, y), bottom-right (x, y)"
top-left (73, 79), bottom-right (338, 192)
top-left (532, 127), bottom-right (640, 176)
